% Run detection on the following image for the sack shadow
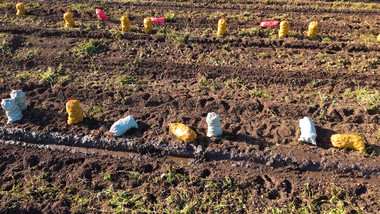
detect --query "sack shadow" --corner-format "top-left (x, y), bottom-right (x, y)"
top-left (195, 130), bottom-right (274, 151)
top-left (17, 107), bottom-right (65, 127)
top-left (77, 117), bottom-right (104, 131)
top-left (126, 121), bottom-right (150, 138)
top-left (20, 107), bottom-right (105, 134)
top-left (19, 107), bottom-right (105, 134)
top-left (366, 144), bottom-right (380, 157)
top-left (315, 126), bottom-right (337, 149)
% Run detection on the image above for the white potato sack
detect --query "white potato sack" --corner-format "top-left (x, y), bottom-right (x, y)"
top-left (298, 116), bottom-right (317, 145)
top-left (110, 115), bottom-right (138, 137)
top-left (206, 112), bottom-right (222, 137)
top-left (10, 90), bottom-right (27, 111)
top-left (1, 99), bottom-right (23, 123)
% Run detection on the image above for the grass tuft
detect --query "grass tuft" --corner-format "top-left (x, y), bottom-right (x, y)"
top-left (344, 87), bottom-right (380, 106)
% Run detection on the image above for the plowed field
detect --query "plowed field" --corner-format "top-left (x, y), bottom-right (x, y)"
top-left (0, 0), bottom-right (379, 213)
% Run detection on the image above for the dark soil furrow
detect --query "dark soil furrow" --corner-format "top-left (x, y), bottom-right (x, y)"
top-left (0, 141), bottom-right (378, 213)
top-left (1, 126), bottom-right (378, 176)
top-left (1, 25), bottom-right (379, 53)
top-left (1, 58), bottom-right (378, 89)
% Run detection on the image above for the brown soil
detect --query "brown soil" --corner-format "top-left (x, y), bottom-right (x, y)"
top-left (0, 142), bottom-right (379, 213)
top-left (0, 0), bottom-right (379, 213)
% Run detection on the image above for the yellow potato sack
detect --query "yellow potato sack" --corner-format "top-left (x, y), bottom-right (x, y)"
top-left (169, 123), bottom-right (197, 143)
top-left (217, 18), bottom-right (227, 36)
top-left (16, 2), bottom-right (26, 16)
top-left (64, 11), bottom-right (75, 28)
top-left (66, 99), bottom-right (84, 125)
top-left (331, 134), bottom-right (366, 153)
top-left (144, 17), bottom-right (153, 34)
top-left (279, 20), bottom-right (289, 39)
top-left (307, 21), bottom-right (318, 38)
top-left (121, 15), bottom-right (131, 32)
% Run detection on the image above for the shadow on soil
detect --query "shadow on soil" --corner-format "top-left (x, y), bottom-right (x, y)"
top-left (315, 126), bottom-right (337, 149)
top-left (78, 117), bottom-right (104, 130)
top-left (366, 144), bottom-right (380, 157)
top-left (221, 131), bottom-right (274, 150)
top-left (17, 107), bottom-right (64, 127)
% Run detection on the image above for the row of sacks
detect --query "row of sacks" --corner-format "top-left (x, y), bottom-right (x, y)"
top-left (16, 2), bottom-right (315, 38)
top-left (170, 116), bottom-right (366, 153)
top-left (65, 99), bottom-right (222, 139)
top-left (1, 91), bottom-right (366, 153)
top-left (12, 3), bottom-right (324, 38)
top-left (16, 2), bottom-right (163, 34)
top-left (17, 2), bottom-right (380, 42)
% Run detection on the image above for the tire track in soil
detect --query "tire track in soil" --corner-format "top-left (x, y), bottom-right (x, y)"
top-left (0, 142), bottom-right (378, 213)
top-left (0, 126), bottom-right (379, 177)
